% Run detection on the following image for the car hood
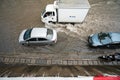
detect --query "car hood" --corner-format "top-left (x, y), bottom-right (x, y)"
top-left (91, 34), bottom-right (102, 46)
top-left (19, 29), bottom-right (27, 43)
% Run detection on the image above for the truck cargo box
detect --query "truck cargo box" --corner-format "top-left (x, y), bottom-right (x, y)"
top-left (57, 0), bottom-right (90, 22)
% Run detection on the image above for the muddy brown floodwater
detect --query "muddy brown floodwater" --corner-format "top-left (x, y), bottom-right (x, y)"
top-left (0, 0), bottom-right (120, 59)
top-left (0, 0), bottom-right (120, 77)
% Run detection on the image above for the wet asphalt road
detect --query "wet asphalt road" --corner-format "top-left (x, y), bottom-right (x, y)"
top-left (0, 0), bottom-right (120, 60)
top-left (0, 0), bottom-right (120, 77)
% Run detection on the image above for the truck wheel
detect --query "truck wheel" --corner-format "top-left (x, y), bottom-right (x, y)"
top-left (71, 23), bottom-right (75, 25)
top-left (49, 21), bottom-right (52, 23)
top-left (52, 22), bottom-right (56, 24)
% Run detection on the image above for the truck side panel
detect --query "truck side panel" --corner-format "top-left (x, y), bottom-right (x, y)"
top-left (58, 9), bottom-right (89, 23)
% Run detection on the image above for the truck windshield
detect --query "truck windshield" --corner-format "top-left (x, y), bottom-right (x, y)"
top-left (24, 28), bottom-right (32, 40)
top-left (46, 29), bottom-right (53, 40)
top-left (42, 10), bottom-right (46, 15)
top-left (43, 12), bottom-right (53, 18)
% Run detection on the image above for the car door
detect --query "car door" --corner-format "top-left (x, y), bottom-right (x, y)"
top-left (110, 41), bottom-right (120, 48)
top-left (26, 38), bottom-right (37, 44)
top-left (38, 38), bottom-right (49, 44)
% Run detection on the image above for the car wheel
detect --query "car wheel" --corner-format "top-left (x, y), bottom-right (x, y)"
top-left (23, 42), bottom-right (30, 46)
top-left (22, 43), bottom-right (25, 45)
top-left (106, 45), bottom-right (110, 48)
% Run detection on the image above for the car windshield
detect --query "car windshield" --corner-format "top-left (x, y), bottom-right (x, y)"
top-left (24, 28), bottom-right (32, 40)
top-left (46, 29), bottom-right (53, 40)
top-left (98, 32), bottom-right (112, 45)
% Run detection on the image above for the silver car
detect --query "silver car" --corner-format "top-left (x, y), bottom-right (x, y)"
top-left (19, 28), bottom-right (57, 45)
top-left (88, 32), bottom-right (120, 48)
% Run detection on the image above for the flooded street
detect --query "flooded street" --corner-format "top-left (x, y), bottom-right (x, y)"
top-left (0, 0), bottom-right (120, 59)
top-left (0, 0), bottom-right (120, 77)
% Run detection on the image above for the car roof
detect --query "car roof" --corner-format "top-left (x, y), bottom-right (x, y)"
top-left (31, 28), bottom-right (47, 38)
top-left (110, 32), bottom-right (120, 42)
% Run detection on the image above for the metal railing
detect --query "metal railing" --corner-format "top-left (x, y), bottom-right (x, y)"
top-left (0, 56), bottom-right (120, 65)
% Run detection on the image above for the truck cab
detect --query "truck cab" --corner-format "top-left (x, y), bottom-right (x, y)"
top-left (41, 4), bottom-right (57, 23)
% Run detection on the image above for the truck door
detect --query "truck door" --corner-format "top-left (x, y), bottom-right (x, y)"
top-left (43, 12), bottom-right (56, 23)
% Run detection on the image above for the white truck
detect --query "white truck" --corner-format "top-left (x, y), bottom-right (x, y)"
top-left (41, 0), bottom-right (90, 23)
